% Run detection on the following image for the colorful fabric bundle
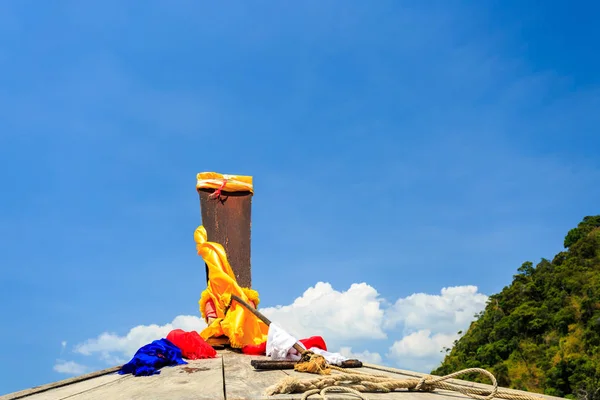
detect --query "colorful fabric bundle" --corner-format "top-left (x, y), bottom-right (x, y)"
top-left (241, 330), bottom-right (328, 356)
top-left (195, 225), bottom-right (268, 348)
top-left (166, 329), bottom-right (217, 360)
top-left (265, 323), bottom-right (347, 365)
top-left (119, 339), bottom-right (187, 376)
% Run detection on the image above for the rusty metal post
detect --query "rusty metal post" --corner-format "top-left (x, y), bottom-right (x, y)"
top-left (198, 187), bottom-right (253, 288)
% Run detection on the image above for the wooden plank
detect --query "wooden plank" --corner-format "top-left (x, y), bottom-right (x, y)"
top-left (5, 374), bottom-right (130, 400)
top-left (221, 351), bottom-right (293, 400)
top-left (12, 357), bottom-right (225, 400)
top-left (198, 188), bottom-right (253, 288)
top-left (0, 366), bottom-right (122, 400)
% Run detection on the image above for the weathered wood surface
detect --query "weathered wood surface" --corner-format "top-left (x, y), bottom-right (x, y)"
top-left (1, 350), bottom-right (566, 400)
top-left (221, 351), bottom-right (291, 400)
top-left (0, 372), bottom-right (125, 400)
top-left (198, 188), bottom-right (253, 288)
top-left (4, 357), bottom-right (225, 400)
top-left (223, 351), bottom-right (464, 400)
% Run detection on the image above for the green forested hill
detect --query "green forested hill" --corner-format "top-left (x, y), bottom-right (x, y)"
top-left (432, 216), bottom-right (600, 399)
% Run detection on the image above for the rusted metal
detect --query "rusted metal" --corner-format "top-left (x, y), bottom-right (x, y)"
top-left (250, 359), bottom-right (364, 370)
top-left (198, 188), bottom-right (253, 288)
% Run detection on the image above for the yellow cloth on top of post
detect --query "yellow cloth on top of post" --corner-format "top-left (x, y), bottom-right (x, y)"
top-left (194, 225), bottom-right (267, 348)
top-left (196, 172), bottom-right (254, 194)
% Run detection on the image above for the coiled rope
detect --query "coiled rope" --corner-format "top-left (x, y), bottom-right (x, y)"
top-left (266, 366), bottom-right (547, 400)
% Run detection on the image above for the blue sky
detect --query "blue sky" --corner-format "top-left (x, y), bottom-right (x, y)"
top-left (2, 0), bottom-right (600, 395)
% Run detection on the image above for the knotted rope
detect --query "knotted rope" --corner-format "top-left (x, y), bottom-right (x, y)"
top-left (295, 352), bottom-right (332, 375)
top-left (266, 367), bottom-right (546, 400)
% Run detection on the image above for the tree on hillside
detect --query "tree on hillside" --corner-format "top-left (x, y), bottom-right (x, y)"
top-left (564, 216), bottom-right (600, 248)
top-left (432, 216), bottom-right (600, 399)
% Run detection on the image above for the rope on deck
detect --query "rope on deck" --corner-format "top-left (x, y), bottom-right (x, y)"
top-left (266, 366), bottom-right (547, 400)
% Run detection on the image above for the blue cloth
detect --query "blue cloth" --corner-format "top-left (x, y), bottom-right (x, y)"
top-left (119, 338), bottom-right (187, 376)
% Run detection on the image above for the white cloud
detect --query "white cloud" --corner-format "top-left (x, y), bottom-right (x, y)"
top-left (54, 360), bottom-right (89, 376)
top-left (384, 285), bottom-right (488, 333)
top-left (74, 315), bottom-right (206, 364)
top-left (338, 347), bottom-right (383, 365)
top-left (387, 330), bottom-right (460, 373)
top-left (388, 330), bottom-right (458, 359)
top-left (382, 286), bottom-right (488, 372)
top-left (260, 282), bottom-right (387, 347)
top-left (69, 282), bottom-right (486, 375)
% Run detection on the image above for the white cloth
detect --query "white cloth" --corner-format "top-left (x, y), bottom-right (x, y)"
top-left (265, 323), bottom-right (348, 365)
top-left (310, 347), bottom-right (348, 366)
top-left (266, 323), bottom-right (298, 360)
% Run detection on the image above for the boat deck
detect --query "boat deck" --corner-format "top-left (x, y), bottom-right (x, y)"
top-left (0, 350), bottom-right (563, 400)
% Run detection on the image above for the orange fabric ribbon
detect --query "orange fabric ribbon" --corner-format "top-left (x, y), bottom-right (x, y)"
top-left (195, 225), bottom-right (268, 348)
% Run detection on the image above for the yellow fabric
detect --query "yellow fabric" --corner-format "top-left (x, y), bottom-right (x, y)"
top-left (194, 225), bottom-right (268, 348)
top-left (241, 288), bottom-right (260, 307)
top-left (196, 172), bottom-right (253, 194)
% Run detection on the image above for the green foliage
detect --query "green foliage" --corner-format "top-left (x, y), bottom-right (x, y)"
top-left (564, 216), bottom-right (600, 248)
top-left (432, 216), bottom-right (600, 397)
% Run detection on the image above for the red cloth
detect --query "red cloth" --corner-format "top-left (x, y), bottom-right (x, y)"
top-left (300, 336), bottom-right (327, 351)
top-left (166, 329), bottom-right (217, 359)
top-left (241, 340), bottom-right (266, 355)
top-left (241, 335), bottom-right (327, 355)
